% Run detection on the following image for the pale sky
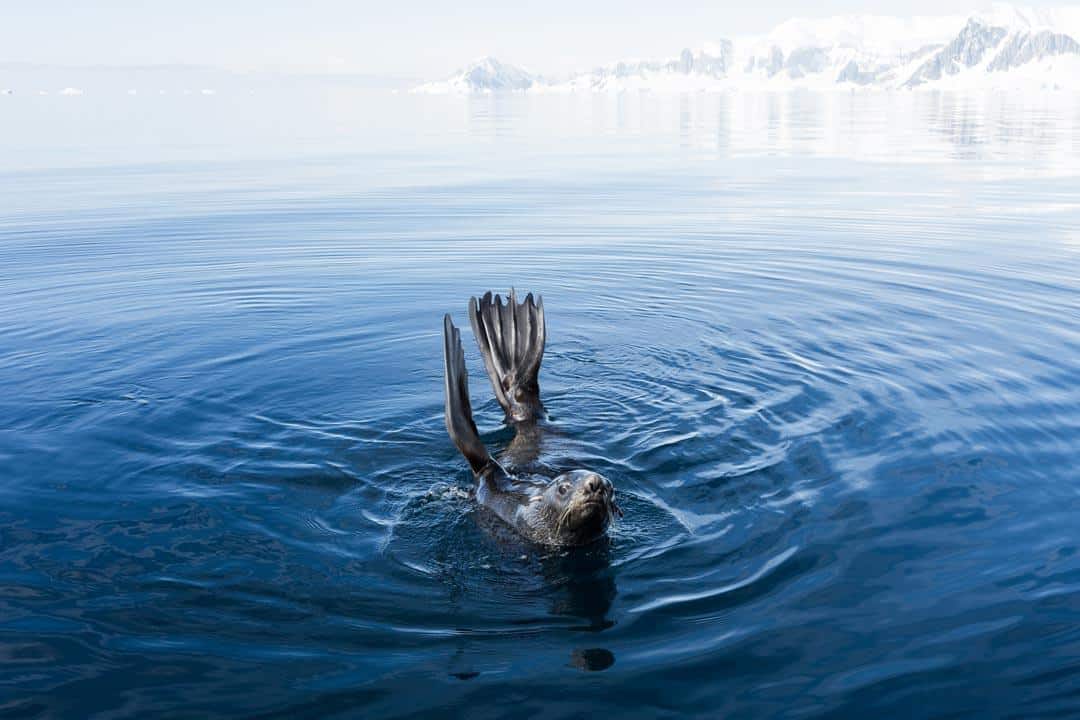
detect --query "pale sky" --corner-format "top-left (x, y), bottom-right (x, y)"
top-left (0, 1), bottom-right (1028, 79)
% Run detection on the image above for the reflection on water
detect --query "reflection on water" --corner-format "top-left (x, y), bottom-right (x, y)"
top-left (0, 89), bottom-right (1078, 717)
top-left (2, 89), bottom-right (1079, 175)
top-left (453, 90), bottom-right (1080, 168)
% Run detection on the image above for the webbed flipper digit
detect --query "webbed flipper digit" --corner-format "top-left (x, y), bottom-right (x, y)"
top-left (443, 314), bottom-right (491, 473)
top-left (468, 290), bottom-right (546, 423)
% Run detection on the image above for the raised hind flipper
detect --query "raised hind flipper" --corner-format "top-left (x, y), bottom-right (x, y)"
top-left (443, 314), bottom-right (492, 474)
top-left (468, 290), bottom-right (546, 423)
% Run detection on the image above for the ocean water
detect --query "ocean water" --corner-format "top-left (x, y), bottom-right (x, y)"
top-left (1, 89), bottom-right (1079, 718)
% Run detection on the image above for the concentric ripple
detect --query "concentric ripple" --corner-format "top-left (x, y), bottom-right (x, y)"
top-left (1, 91), bottom-right (1079, 718)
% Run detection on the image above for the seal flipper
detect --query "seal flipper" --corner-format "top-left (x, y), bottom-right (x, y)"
top-left (468, 290), bottom-right (546, 423)
top-left (443, 314), bottom-right (492, 474)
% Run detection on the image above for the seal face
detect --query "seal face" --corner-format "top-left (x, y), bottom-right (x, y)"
top-left (442, 291), bottom-right (620, 547)
top-left (520, 471), bottom-right (618, 546)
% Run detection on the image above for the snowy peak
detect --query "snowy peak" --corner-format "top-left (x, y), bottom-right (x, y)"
top-left (905, 11), bottom-right (1080, 86)
top-left (414, 5), bottom-right (1080, 93)
top-left (412, 56), bottom-right (533, 94)
top-left (562, 45), bottom-right (733, 91)
top-left (455, 57), bottom-right (533, 91)
top-left (905, 18), bottom-right (1010, 86)
top-left (986, 29), bottom-right (1080, 71)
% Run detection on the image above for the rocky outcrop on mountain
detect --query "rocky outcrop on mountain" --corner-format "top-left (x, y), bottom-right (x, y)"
top-left (986, 29), bottom-right (1080, 71)
top-left (905, 19), bottom-right (1009, 86)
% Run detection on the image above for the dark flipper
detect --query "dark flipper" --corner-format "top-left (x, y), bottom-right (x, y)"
top-left (443, 314), bottom-right (491, 474)
top-left (468, 290), bottom-right (546, 423)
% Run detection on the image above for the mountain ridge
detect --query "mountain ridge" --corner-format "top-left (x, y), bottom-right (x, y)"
top-left (413, 4), bottom-right (1080, 93)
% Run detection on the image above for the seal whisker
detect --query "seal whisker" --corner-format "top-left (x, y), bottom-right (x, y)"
top-left (554, 504), bottom-right (574, 538)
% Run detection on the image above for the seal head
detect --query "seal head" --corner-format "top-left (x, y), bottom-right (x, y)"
top-left (523, 470), bottom-right (620, 546)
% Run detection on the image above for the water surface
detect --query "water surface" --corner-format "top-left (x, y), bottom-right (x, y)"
top-left (2, 89), bottom-right (1079, 718)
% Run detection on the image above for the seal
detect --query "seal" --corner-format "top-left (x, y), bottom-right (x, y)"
top-left (443, 290), bottom-right (621, 547)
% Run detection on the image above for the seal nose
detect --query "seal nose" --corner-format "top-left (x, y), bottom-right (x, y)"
top-left (585, 475), bottom-right (604, 495)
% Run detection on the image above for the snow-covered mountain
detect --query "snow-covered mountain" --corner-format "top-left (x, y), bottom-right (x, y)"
top-left (414, 4), bottom-right (1080, 93)
top-left (551, 45), bottom-right (734, 92)
top-left (411, 57), bottom-right (535, 94)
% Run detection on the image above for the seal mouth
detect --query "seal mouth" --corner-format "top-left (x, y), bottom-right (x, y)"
top-left (572, 499), bottom-right (611, 521)
top-left (557, 498), bottom-right (612, 544)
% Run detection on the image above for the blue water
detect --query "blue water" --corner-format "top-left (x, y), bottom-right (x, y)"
top-left (2, 90), bottom-right (1079, 718)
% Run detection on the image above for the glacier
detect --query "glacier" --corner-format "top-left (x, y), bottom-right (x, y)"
top-left (413, 4), bottom-right (1080, 93)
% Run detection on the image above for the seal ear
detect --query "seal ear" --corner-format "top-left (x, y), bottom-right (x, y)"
top-left (443, 314), bottom-right (492, 474)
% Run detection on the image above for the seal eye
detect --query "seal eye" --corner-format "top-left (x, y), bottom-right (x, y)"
top-left (557, 483), bottom-right (570, 496)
